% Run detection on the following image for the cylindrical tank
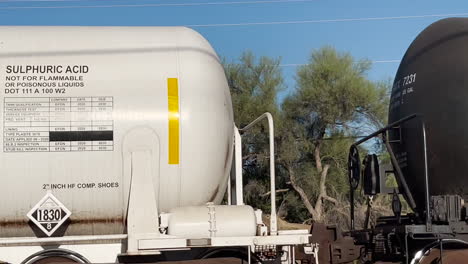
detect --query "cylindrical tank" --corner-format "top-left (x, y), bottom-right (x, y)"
top-left (167, 205), bottom-right (257, 238)
top-left (0, 27), bottom-right (234, 237)
top-left (389, 18), bottom-right (468, 217)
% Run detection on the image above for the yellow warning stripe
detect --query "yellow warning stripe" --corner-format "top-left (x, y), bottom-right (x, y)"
top-left (168, 78), bottom-right (180, 165)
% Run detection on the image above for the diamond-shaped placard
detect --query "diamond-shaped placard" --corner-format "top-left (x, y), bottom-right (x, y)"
top-left (27, 192), bottom-right (71, 237)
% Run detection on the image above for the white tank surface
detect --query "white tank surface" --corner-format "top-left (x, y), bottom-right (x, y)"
top-left (166, 205), bottom-right (257, 238)
top-left (0, 27), bottom-right (234, 237)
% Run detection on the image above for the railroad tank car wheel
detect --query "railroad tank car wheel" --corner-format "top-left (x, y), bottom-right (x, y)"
top-left (417, 249), bottom-right (468, 264)
top-left (20, 249), bottom-right (90, 264)
top-left (410, 239), bottom-right (468, 264)
top-left (23, 256), bottom-right (79, 264)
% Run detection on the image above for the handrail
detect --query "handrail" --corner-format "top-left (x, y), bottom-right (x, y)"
top-left (228, 126), bottom-right (244, 205)
top-left (0, 234), bottom-right (128, 246)
top-left (239, 112), bottom-right (277, 235)
top-left (234, 126), bottom-right (244, 205)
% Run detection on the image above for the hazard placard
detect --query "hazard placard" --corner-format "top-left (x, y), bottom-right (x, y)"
top-left (27, 192), bottom-right (71, 237)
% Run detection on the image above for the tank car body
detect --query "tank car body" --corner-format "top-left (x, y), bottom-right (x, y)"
top-left (342, 18), bottom-right (468, 264)
top-left (0, 26), bottom-right (233, 238)
top-left (389, 18), bottom-right (468, 217)
top-left (0, 27), bottom-right (312, 264)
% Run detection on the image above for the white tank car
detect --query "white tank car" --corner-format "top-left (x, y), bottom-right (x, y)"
top-left (0, 27), bottom-right (313, 264)
top-left (0, 26), bottom-right (234, 237)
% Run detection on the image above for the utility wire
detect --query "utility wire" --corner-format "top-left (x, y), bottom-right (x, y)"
top-left (0, 0), bottom-right (127, 2)
top-left (0, 0), bottom-right (313, 2)
top-left (0, 1), bottom-right (466, 29)
top-left (280, 60), bottom-right (400, 67)
top-left (0, 0), bottom-right (188, 1)
top-left (0, 0), bottom-right (316, 8)
top-left (372, 60), bottom-right (401, 63)
top-left (185, 13), bottom-right (468, 27)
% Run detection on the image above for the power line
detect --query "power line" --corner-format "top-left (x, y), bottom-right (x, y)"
top-left (0, 1), bottom-right (465, 29)
top-left (0, 0), bottom-right (168, 1)
top-left (0, 0), bottom-right (315, 8)
top-left (280, 60), bottom-right (400, 67)
top-left (185, 13), bottom-right (468, 27)
top-left (0, 0), bottom-right (113, 2)
top-left (279, 64), bottom-right (307, 67)
top-left (372, 60), bottom-right (401, 63)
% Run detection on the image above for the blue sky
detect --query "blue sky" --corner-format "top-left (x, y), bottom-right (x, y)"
top-left (1, 0), bottom-right (467, 98)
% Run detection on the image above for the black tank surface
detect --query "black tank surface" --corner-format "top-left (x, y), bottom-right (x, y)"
top-left (389, 18), bottom-right (468, 217)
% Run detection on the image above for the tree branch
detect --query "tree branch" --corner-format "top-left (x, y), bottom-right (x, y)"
top-left (314, 144), bottom-right (323, 173)
top-left (261, 189), bottom-right (290, 197)
top-left (322, 195), bottom-right (338, 204)
top-left (286, 164), bottom-right (319, 220)
top-left (242, 153), bottom-right (258, 161)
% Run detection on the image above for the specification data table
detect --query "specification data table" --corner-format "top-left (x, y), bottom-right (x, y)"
top-left (3, 97), bottom-right (114, 152)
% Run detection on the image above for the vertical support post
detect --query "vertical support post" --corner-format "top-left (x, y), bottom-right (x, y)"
top-left (127, 150), bottom-right (161, 252)
top-left (421, 121), bottom-right (432, 232)
top-left (266, 114), bottom-right (277, 235)
top-left (350, 189), bottom-right (355, 230)
top-left (235, 127), bottom-right (244, 205)
top-left (239, 113), bottom-right (277, 235)
top-left (439, 239), bottom-right (443, 262)
top-left (227, 175), bottom-right (232, 205)
top-left (291, 245), bottom-right (296, 264)
top-left (230, 126), bottom-right (244, 205)
top-left (405, 233), bottom-right (409, 264)
top-left (123, 128), bottom-right (161, 253)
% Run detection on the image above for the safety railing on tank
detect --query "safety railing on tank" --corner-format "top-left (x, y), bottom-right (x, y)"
top-left (347, 113), bottom-right (431, 232)
top-left (229, 112), bottom-right (278, 236)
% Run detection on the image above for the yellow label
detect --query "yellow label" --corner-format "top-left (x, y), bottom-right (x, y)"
top-left (167, 78), bottom-right (179, 164)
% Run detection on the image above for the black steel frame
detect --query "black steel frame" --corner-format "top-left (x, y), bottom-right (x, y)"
top-left (348, 113), bottom-right (431, 232)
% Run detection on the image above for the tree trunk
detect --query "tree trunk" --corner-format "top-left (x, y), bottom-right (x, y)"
top-left (287, 165), bottom-right (319, 220)
top-left (285, 143), bottom-right (338, 222)
top-left (314, 164), bottom-right (329, 221)
top-left (312, 144), bottom-right (337, 222)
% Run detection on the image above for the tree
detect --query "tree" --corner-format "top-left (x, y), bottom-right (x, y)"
top-left (223, 51), bottom-right (284, 211)
top-left (278, 46), bottom-right (389, 224)
top-left (224, 47), bottom-right (390, 228)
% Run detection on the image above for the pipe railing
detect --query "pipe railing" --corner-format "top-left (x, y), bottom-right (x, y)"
top-left (239, 112), bottom-right (277, 235)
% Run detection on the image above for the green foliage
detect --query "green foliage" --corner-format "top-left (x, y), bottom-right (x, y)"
top-left (224, 51), bottom-right (284, 126)
top-left (224, 51), bottom-right (285, 213)
top-left (295, 46), bottom-right (373, 126)
top-left (320, 135), bottom-right (354, 196)
top-left (291, 46), bottom-right (389, 133)
top-left (224, 47), bottom-right (392, 226)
